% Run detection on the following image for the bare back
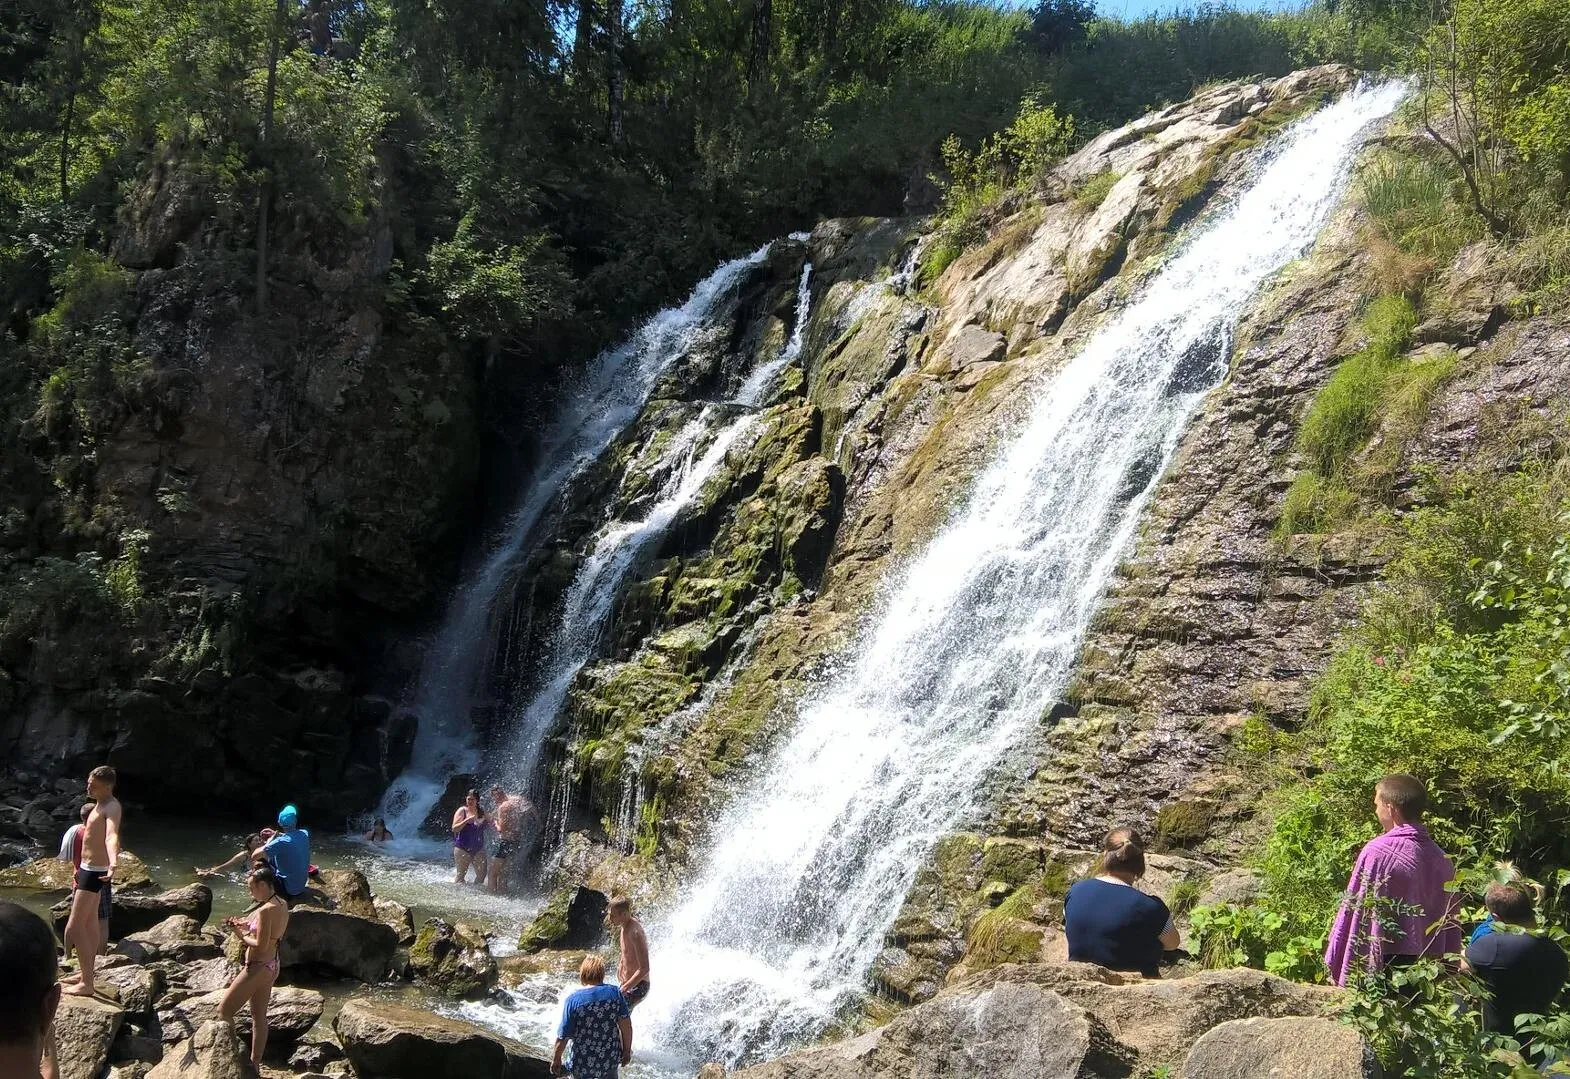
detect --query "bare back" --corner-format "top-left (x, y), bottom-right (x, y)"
top-left (82, 796), bottom-right (122, 869)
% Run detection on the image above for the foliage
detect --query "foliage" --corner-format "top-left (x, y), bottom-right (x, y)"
top-left (1294, 294), bottom-right (1417, 475)
top-left (1074, 169), bottom-right (1119, 208)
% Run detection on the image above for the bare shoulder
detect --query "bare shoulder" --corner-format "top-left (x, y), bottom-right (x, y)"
top-left (104, 797), bottom-right (124, 822)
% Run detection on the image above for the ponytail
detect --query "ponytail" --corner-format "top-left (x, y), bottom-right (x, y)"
top-left (1100, 827), bottom-right (1147, 878)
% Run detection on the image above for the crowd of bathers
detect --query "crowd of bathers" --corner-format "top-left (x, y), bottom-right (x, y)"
top-left (1066, 773), bottom-right (1567, 1052)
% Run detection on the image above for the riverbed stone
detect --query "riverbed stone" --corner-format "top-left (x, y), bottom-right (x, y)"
top-left (334, 997), bottom-right (552, 1078)
top-left (375, 896), bottom-right (416, 944)
top-left (0, 851), bottom-right (153, 894)
top-left (54, 994), bottom-right (127, 1079)
top-left (410, 917), bottom-right (498, 999)
top-left (166, 986), bottom-right (324, 1043)
top-left (52, 883), bottom-right (213, 939)
top-left (97, 963), bottom-right (166, 1015)
top-left (125, 916), bottom-right (222, 962)
top-left (304, 868), bottom-right (378, 919)
top-left (518, 885), bottom-right (607, 952)
top-left (145, 1019), bottom-right (254, 1079)
top-left (1181, 1015), bottom-right (1380, 1077)
top-left (279, 907), bottom-right (398, 983)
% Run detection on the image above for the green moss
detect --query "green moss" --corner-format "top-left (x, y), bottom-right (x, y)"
top-left (1154, 800), bottom-right (1213, 851)
top-left (1074, 169), bottom-right (1120, 208)
top-left (979, 838), bottom-right (1043, 888)
top-left (965, 884), bottom-right (1044, 969)
top-left (518, 889), bottom-right (573, 952)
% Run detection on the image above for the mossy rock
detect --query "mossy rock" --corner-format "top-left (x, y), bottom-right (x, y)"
top-left (518, 885), bottom-right (608, 953)
top-left (410, 917), bottom-right (498, 1000)
top-left (1154, 800), bottom-right (1214, 851)
top-left (978, 838), bottom-right (1043, 890)
top-left (0, 852), bottom-right (153, 894)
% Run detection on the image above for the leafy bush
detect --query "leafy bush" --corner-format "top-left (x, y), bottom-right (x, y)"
top-left (1294, 294), bottom-right (1417, 478)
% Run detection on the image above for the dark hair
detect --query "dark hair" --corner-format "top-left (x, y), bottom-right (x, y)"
top-left (1101, 837), bottom-right (1147, 879)
top-left (1102, 826), bottom-right (1142, 852)
top-left (1485, 883), bottom-right (1536, 924)
top-left (248, 866), bottom-right (282, 895)
top-left (373, 817), bottom-right (386, 828)
top-left (608, 895), bottom-right (632, 915)
top-left (89, 764), bottom-right (116, 787)
top-left (465, 789), bottom-right (478, 801)
top-left (1376, 774), bottom-right (1428, 819)
top-left (79, 803), bottom-right (93, 821)
top-left (244, 833), bottom-right (263, 852)
top-left (0, 901), bottom-right (58, 1043)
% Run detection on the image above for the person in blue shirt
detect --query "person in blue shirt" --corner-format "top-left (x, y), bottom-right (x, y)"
top-left (1063, 827), bottom-right (1180, 977)
top-left (552, 954), bottom-right (632, 1078)
top-left (261, 805), bottom-right (311, 901)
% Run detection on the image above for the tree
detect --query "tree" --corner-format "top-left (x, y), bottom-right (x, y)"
top-left (1019, 0), bottom-right (1096, 55)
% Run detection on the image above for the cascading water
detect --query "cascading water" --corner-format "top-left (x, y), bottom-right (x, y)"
top-left (376, 241), bottom-right (779, 842)
top-left (629, 80), bottom-right (1409, 1066)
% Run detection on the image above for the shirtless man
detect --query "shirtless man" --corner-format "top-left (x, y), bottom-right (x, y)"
top-left (63, 766), bottom-right (121, 997)
top-left (487, 786), bottom-right (540, 895)
top-left (608, 896), bottom-right (650, 1008)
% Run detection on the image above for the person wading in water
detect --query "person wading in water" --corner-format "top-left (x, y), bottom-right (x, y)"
top-left (451, 789), bottom-right (488, 886)
top-left (62, 766), bottom-right (121, 997)
top-left (487, 785), bottom-right (540, 895)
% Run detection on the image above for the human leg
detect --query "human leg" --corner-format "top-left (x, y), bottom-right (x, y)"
top-left (487, 855), bottom-right (506, 893)
top-left (62, 882), bottom-right (101, 994)
top-left (453, 848), bottom-right (471, 885)
top-left (246, 971), bottom-right (277, 1064)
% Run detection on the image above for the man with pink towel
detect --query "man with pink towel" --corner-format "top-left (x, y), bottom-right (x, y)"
top-left (1324, 773), bottom-right (1461, 986)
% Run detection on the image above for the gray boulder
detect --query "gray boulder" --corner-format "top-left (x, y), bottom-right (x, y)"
top-left (53, 995), bottom-right (126, 1079)
top-left (375, 897), bottom-right (416, 945)
top-left (53, 884), bottom-right (213, 939)
top-left (334, 997), bottom-right (551, 1078)
top-left (164, 986), bottom-right (324, 1044)
top-left (124, 916), bottom-right (222, 962)
top-left (279, 907), bottom-right (398, 983)
top-left (1181, 1015), bottom-right (1380, 1077)
top-left (146, 1020), bottom-right (255, 1079)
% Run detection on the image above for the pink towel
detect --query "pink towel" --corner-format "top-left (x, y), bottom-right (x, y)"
top-left (1324, 823), bottom-right (1461, 986)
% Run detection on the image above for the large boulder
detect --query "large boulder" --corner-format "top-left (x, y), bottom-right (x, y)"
top-left (410, 918), bottom-right (498, 999)
top-left (0, 852), bottom-right (153, 894)
top-left (279, 907), bottom-right (398, 983)
top-left (97, 962), bottom-right (166, 1015)
top-left (375, 897), bottom-right (416, 944)
top-left (123, 916), bottom-right (223, 962)
top-left (334, 997), bottom-right (551, 1078)
top-left (735, 980), bottom-right (1128, 1078)
top-left (52, 883), bottom-right (213, 939)
top-left (53, 995), bottom-right (126, 1079)
top-left (518, 886), bottom-right (607, 952)
top-left (146, 1019), bottom-right (255, 1079)
top-left (312, 868), bottom-right (378, 919)
top-left (1181, 1016), bottom-right (1380, 1078)
top-left (165, 986), bottom-right (325, 1044)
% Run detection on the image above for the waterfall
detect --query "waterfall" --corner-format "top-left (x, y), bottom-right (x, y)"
top-left (376, 241), bottom-right (778, 842)
top-left (638, 80), bottom-right (1407, 1065)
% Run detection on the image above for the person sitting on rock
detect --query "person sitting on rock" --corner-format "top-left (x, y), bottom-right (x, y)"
top-left (1063, 828), bottom-right (1179, 977)
top-left (1324, 774), bottom-right (1459, 986)
top-left (552, 954), bottom-right (632, 1079)
top-left (197, 833), bottom-right (265, 878)
top-left (0, 901), bottom-right (61, 1079)
top-left (1462, 882), bottom-right (1568, 1048)
top-left (260, 805), bottom-right (311, 903)
top-left (362, 818), bottom-right (393, 844)
top-left (219, 866), bottom-right (291, 1067)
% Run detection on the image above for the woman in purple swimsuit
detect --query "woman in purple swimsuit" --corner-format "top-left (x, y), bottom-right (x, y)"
top-left (220, 866), bottom-right (290, 1067)
top-left (451, 789), bottom-right (488, 885)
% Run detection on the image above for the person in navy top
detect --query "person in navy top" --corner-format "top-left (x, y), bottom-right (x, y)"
top-left (1064, 827), bottom-right (1180, 977)
top-left (552, 954), bottom-right (632, 1078)
top-left (1462, 883), bottom-right (1568, 1046)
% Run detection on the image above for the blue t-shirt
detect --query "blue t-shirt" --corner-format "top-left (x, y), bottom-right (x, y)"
top-left (1063, 878), bottom-right (1172, 977)
top-left (264, 828), bottom-right (311, 896)
top-left (558, 984), bottom-right (630, 1079)
top-left (1469, 914), bottom-right (1497, 945)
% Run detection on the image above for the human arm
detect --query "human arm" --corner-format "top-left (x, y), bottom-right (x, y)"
top-left (104, 806), bottom-right (122, 875)
top-left (1159, 918), bottom-right (1181, 951)
top-left (199, 849), bottom-right (250, 876)
top-left (551, 1038), bottom-right (567, 1076)
top-left (618, 1016), bottom-right (633, 1066)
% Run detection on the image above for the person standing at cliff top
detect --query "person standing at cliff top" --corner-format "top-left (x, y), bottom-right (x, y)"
top-left (261, 805), bottom-right (311, 902)
top-left (487, 786), bottom-right (540, 895)
top-left (61, 766), bottom-right (120, 997)
top-left (608, 896), bottom-right (651, 1007)
top-left (1324, 774), bottom-right (1460, 986)
top-left (0, 902), bottom-right (63, 1079)
top-left (551, 954), bottom-right (632, 1079)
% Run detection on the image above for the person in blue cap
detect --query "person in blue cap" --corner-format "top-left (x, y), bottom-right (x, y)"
top-left (260, 805), bottom-right (311, 902)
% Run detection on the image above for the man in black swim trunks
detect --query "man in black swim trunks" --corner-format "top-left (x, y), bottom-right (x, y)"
top-left (63, 766), bottom-right (120, 998)
top-left (487, 786), bottom-right (539, 896)
top-left (608, 896), bottom-right (650, 1008)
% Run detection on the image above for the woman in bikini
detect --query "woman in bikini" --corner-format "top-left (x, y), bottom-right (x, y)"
top-left (220, 865), bottom-right (290, 1066)
top-left (451, 789), bottom-right (488, 886)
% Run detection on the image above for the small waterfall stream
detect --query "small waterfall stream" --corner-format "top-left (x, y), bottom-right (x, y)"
top-left (628, 80), bottom-right (1409, 1065)
top-left (377, 242), bottom-right (781, 842)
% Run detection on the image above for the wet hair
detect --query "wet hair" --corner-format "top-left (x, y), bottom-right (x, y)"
top-left (465, 789), bottom-right (479, 802)
top-left (244, 833), bottom-right (264, 852)
top-left (89, 765), bottom-right (116, 787)
top-left (489, 785), bottom-right (506, 797)
top-left (1101, 836), bottom-right (1147, 879)
top-left (79, 803), bottom-right (93, 822)
top-left (1485, 883), bottom-right (1536, 924)
top-left (373, 817), bottom-right (386, 828)
top-left (579, 954), bottom-right (606, 985)
top-left (248, 866), bottom-right (282, 895)
top-left (1376, 774), bottom-right (1427, 820)
top-left (608, 895), bottom-right (632, 916)
top-left (0, 901), bottom-right (58, 1043)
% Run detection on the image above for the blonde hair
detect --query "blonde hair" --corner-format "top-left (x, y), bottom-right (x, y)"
top-left (579, 954), bottom-right (606, 985)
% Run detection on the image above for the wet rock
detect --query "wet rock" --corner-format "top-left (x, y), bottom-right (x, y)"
top-left (1182, 1015), bottom-right (1380, 1077)
top-left (279, 907), bottom-right (398, 983)
top-left (124, 916), bottom-right (223, 963)
top-left (410, 917), bottom-right (498, 999)
top-left (334, 997), bottom-right (552, 1078)
top-left (54, 995), bottom-right (127, 1079)
top-left (0, 852), bottom-right (153, 894)
top-left (52, 883), bottom-right (213, 939)
top-left (375, 896), bottom-right (416, 944)
top-left (145, 1019), bottom-right (254, 1079)
top-left (419, 774), bottom-right (475, 838)
top-left (166, 986), bottom-right (324, 1043)
top-left (302, 868), bottom-right (378, 919)
top-left (519, 885), bottom-right (608, 952)
top-left (289, 1038), bottom-right (345, 1072)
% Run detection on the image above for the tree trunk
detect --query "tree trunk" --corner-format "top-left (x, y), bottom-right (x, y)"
top-left (256, 0), bottom-right (287, 313)
top-left (58, 15), bottom-right (85, 202)
top-left (574, 0), bottom-right (597, 76)
top-left (747, 0), bottom-right (772, 88)
top-left (606, 0), bottom-right (624, 146)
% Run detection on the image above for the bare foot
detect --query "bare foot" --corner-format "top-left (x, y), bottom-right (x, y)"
top-left (62, 982), bottom-right (96, 997)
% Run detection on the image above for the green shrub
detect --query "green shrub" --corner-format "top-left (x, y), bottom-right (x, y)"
top-left (1277, 471), bottom-right (1360, 536)
top-left (1074, 169), bottom-right (1119, 208)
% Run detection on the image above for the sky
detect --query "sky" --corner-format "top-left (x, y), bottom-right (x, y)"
top-left (1095, 0), bottom-right (1308, 17)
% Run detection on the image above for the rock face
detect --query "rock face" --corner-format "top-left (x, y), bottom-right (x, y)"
top-left (278, 906), bottom-right (398, 983)
top-left (409, 918), bottom-right (498, 998)
top-left (53, 995), bottom-right (126, 1079)
top-left (334, 997), bottom-right (552, 1078)
top-left (1182, 1015), bottom-right (1381, 1078)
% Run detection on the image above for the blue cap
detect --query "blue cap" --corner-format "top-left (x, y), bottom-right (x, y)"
top-left (278, 804), bottom-right (299, 828)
